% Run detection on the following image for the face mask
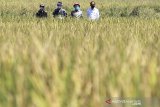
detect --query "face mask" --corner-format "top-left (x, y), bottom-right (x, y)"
top-left (75, 6), bottom-right (80, 11)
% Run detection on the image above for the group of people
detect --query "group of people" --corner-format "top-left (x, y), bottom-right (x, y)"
top-left (36, 1), bottom-right (100, 20)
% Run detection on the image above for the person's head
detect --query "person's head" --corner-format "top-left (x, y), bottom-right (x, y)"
top-left (40, 4), bottom-right (45, 10)
top-left (73, 3), bottom-right (80, 11)
top-left (90, 1), bottom-right (95, 9)
top-left (57, 2), bottom-right (63, 9)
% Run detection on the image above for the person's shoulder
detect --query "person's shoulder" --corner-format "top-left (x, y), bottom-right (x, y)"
top-left (71, 10), bottom-right (75, 14)
top-left (37, 9), bottom-right (41, 12)
top-left (44, 11), bottom-right (48, 14)
top-left (94, 8), bottom-right (99, 11)
top-left (71, 10), bottom-right (75, 16)
top-left (71, 10), bottom-right (75, 13)
top-left (61, 9), bottom-right (66, 12)
top-left (79, 10), bottom-right (83, 13)
top-left (54, 8), bottom-right (59, 11)
top-left (87, 8), bottom-right (91, 11)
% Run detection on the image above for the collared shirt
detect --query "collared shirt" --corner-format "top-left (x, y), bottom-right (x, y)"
top-left (87, 7), bottom-right (100, 20)
top-left (71, 10), bottom-right (83, 18)
top-left (53, 8), bottom-right (67, 17)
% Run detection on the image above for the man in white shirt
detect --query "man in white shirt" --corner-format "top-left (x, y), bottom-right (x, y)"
top-left (87, 1), bottom-right (100, 20)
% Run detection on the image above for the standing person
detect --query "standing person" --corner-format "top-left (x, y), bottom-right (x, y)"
top-left (53, 2), bottom-right (67, 19)
top-left (36, 4), bottom-right (48, 18)
top-left (87, 1), bottom-right (100, 20)
top-left (71, 3), bottom-right (83, 18)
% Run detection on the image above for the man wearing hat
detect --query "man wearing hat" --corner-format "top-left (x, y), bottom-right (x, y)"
top-left (53, 2), bottom-right (67, 18)
top-left (87, 1), bottom-right (100, 20)
top-left (36, 4), bottom-right (48, 18)
top-left (71, 3), bottom-right (83, 18)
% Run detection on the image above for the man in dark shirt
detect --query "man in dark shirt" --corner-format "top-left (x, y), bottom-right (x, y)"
top-left (53, 2), bottom-right (67, 19)
top-left (36, 4), bottom-right (47, 18)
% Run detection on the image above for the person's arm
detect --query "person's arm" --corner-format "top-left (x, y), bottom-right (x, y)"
top-left (71, 11), bottom-right (74, 17)
top-left (81, 11), bottom-right (83, 18)
top-left (53, 10), bottom-right (55, 16)
top-left (63, 10), bottom-right (67, 17)
top-left (97, 9), bottom-right (100, 19)
top-left (36, 10), bottom-right (40, 17)
top-left (45, 11), bottom-right (48, 17)
top-left (36, 12), bottom-right (39, 17)
top-left (87, 9), bottom-right (90, 17)
top-left (53, 9), bottom-right (57, 17)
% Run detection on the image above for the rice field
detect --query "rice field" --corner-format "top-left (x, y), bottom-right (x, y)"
top-left (0, 0), bottom-right (160, 107)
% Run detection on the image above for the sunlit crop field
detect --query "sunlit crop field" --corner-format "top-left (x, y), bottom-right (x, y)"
top-left (0, 0), bottom-right (160, 107)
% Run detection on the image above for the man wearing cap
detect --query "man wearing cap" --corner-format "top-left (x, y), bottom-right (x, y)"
top-left (87, 1), bottom-right (100, 20)
top-left (71, 3), bottom-right (83, 18)
top-left (36, 4), bottom-right (48, 18)
top-left (53, 2), bottom-right (67, 18)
